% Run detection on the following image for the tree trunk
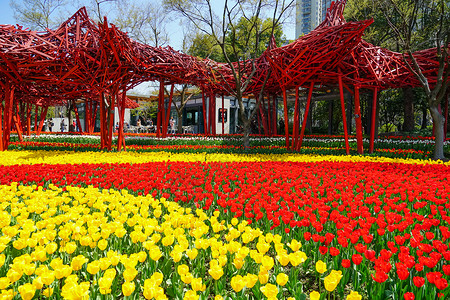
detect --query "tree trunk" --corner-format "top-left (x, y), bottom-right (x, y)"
top-left (346, 93), bottom-right (352, 135)
top-left (430, 102), bottom-right (445, 160)
top-left (237, 95), bottom-right (251, 148)
top-left (328, 100), bottom-right (334, 135)
top-left (306, 101), bottom-right (312, 134)
top-left (67, 102), bottom-right (74, 132)
top-left (177, 109), bottom-right (183, 133)
top-left (402, 87), bottom-right (415, 132)
top-left (421, 106), bottom-right (428, 129)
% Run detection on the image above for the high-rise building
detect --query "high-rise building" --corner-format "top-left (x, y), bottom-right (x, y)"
top-left (295, 0), bottom-right (333, 38)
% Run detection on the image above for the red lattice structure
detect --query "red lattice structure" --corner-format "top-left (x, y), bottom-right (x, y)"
top-left (0, 0), bottom-right (447, 152)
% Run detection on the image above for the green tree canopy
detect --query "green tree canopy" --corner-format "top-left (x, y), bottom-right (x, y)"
top-left (188, 16), bottom-right (285, 63)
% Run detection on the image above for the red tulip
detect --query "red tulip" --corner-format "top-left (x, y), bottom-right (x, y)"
top-left (329, 247), bottom-right (340, 257)
top-left (341, 259), bottom-right (351, 268)
top-left (397, 267), bottom-right (409, 280)
top-left (413, 276), bottom-right (425, 288)
top-left (319, 246), bottom-right (328, 255)
top-left (435, 277), bottom-right (448, 290)
top-left (352, 254), bottom-right (363, 266)
top-left (365, 250), bottom-right (376, 261)
top-left (371, 271), bottom-right (388, 283)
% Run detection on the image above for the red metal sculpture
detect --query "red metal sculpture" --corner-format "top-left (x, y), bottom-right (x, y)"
top-left (0, 0), bottom-right (447, 152)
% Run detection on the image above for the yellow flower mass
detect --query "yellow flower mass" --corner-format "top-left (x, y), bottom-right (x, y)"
top-left (0, 150), bottom-right (443, 166)
top-left (0, 183), bottom-right (309, 299)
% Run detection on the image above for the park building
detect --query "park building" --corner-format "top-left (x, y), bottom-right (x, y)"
top-left (127, 91), bottom-right (243, 134)
top-left (50, 92), bottom-right (272, 135)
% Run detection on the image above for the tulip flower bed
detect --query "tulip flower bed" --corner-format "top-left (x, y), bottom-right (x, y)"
top-left (0, 150), bottom-right (449, 299)
top-left (13, 132), bottom-right (449, 152)
top-left (9, 133), bottom-right (442, 159)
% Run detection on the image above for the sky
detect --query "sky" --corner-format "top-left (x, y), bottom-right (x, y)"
top-left (0, 0), bottom-right (15, 25)
top-left (0, 0), bottom-right (296, 95)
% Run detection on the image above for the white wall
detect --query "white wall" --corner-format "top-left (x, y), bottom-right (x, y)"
top-left (216, 97), bottom-right (231, 134)
top-left (114, 107), bottom-right (131, 127)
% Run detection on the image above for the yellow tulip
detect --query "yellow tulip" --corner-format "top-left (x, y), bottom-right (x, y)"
top-left (276, 273), bottom-right (289, 286)
top-left (149, 245), bottom-right (163, 261)
top-left (99, 258), bottom-right (111, 271)
top-left (277, 252), bottom-right (290, 266)
top-left (256, 241), bottom-right (270, 254)
top-left (42, 288), bottom-right (53, 297)
top-left (150, 272), bottom-right (164, 286)
top-left (6, 268), bottom-right (22, 283)
top-left (18, 283), bottom-right (35, 300)
top-left (97, 239), bottom-right (108, 251)
top-left (161, 235), bottom-right (174, 246)
top-left (45, 242), bottom-right (58, 254)
top-left (346, 291), bottom-right (363, 300)
top-left (64, 242), bottom-right (77, 254)
top-left (324, 270), bottom-right (343, 292)
top-left (310, 291), bottom-right (321, 300)
top-left (191, 278), bottom-right (205, 292)
top-left (32, 276), bottom-right (43, 290)
top-left (260, 283), bottom-right (278, 298)
top-left (137, 251), bottom-right (147, 263)
top-left (181, 273), bottom-right (193, 284)
top-left (183, 290), bottom-right (198, 300)
top-left (208, 265), bottom-right (224, 280)
top-left (258, 270), bottom-right (269, 284)
top-left (261, 255), bottom-right (274, 270)
top-left (316, 260), bottom-right (327, 274)
top-left (233, 257), bottom-right (244, 269)
top-left (288, 239), bottom-right (301, 251)
top-left (12, 238), bottom-right (27, 250)
top-left (292, 251), bottom-right (307, 266)
top-left (186, 248), bottom-right (198, 260)
top-left (122, 281), bottom-right (135, 297)
top-left (230, 275), bottom-right (245, 292)
top-left (123, 268), bottom-right (138, 282)
top-left (0, 254), bottom-right (5, 268)
top-left (245, 274), bottom-right (258, 288)
top-left (170, 249), bottom-right (182, 262)
top-left (86, 261), bottom-right (100, 275)
top-left (71, 255), bottom-right (88, 271)
top-left (41, 270), bottom-right (55, 286)
top-left (0, 277), bottom-right (11, 290)
top-left (23, 264), bottom-right (36, 276)
top-left (99, 276), bottom-right (114, 295)
top-left (178, 264), bottom-right (190, 276)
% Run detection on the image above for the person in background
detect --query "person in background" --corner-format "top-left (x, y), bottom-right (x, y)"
top-left (60, 119), bottom-right (66, 132)
top-left (48, 118), bottom-right (54, 132)
top-left (278, 118), bottom-right (285, 135)
top-left (169, 117), bottom-right (175, 134)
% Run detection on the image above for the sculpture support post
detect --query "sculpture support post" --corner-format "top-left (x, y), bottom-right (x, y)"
top-left (73, 104), bottom-right (83, 133)
top-left (37, 106), bottom-right (48, 136)
top-left (444, 92), bottom-right (448, 140)
top-left (292, 86), bottom-right (300, 150)
top-left (296, 82), bottom-right (314, 150)
top-left (354, 85), bottom-right (364, 154)
top-left (221, 95), bottom-right (224, 134)
top-left (369, 88), bottom-right (378, 153)
top-left (338, 73), bottom-right (350, 155)
top-left (282, 88), bottom-right (289, 148)
top-left (201, 89), bottom-right (208, 134)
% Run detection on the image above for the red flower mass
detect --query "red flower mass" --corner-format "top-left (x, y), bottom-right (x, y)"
top-left (1, 159), bottom-right (449, 296)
